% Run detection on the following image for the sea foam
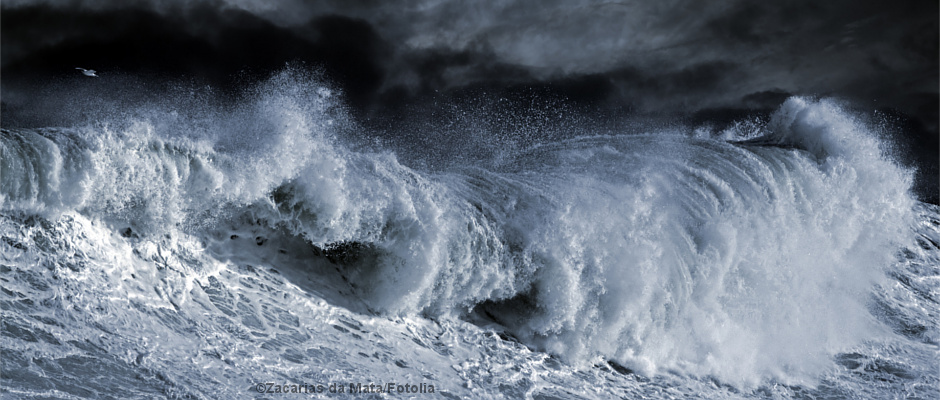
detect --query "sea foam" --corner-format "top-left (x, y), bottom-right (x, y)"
top-left (0, 71), bottom-right (917, 387)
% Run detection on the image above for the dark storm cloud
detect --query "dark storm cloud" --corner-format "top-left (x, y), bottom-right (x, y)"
top-left (2, 0), bottom-right (937, 199)
top-left (4, 0), bottom-right (936, 114)
top-left (1, 2), bottom-right (389, 109)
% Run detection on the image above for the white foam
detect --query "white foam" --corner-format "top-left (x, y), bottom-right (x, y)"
top-left (0, 69), bottom-right (918, 388)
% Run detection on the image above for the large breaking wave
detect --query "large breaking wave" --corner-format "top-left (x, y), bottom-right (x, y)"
top-left (0, 69), bottom-right (926, 389)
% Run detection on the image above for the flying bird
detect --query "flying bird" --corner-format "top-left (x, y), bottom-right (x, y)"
top-left (75, 67), bottom-right (98, 77)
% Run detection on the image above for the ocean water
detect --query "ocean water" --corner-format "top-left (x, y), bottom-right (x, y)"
top-left (1, 70), bottom-right (938, 399)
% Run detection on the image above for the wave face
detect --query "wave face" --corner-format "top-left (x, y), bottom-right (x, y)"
top-left (2, 70), bottom-right (936, 397)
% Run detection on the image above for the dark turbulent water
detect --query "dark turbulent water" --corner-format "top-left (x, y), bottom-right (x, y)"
top-left (2, 71), bottom-right (938, 399)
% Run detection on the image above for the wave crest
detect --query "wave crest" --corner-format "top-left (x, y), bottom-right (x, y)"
top-left (0, 71), bottom-right (916, 386)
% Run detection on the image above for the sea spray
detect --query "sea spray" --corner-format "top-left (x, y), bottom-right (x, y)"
top-left (0, 70), bottom-right (920, 389)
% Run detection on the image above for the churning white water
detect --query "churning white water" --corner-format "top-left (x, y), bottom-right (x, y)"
top-left (1, 70), bottom-right (937, 399)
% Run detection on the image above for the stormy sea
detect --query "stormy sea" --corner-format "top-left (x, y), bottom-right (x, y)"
top-left (1, 1), bottom-right (938, 399)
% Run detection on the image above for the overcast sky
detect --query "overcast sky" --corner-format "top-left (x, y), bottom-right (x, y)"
top-left (2, 0), bottom-right (937, 198)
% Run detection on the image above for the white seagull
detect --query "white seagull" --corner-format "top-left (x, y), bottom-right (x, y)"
top-left (75, 67), bottom-right (98, 77)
